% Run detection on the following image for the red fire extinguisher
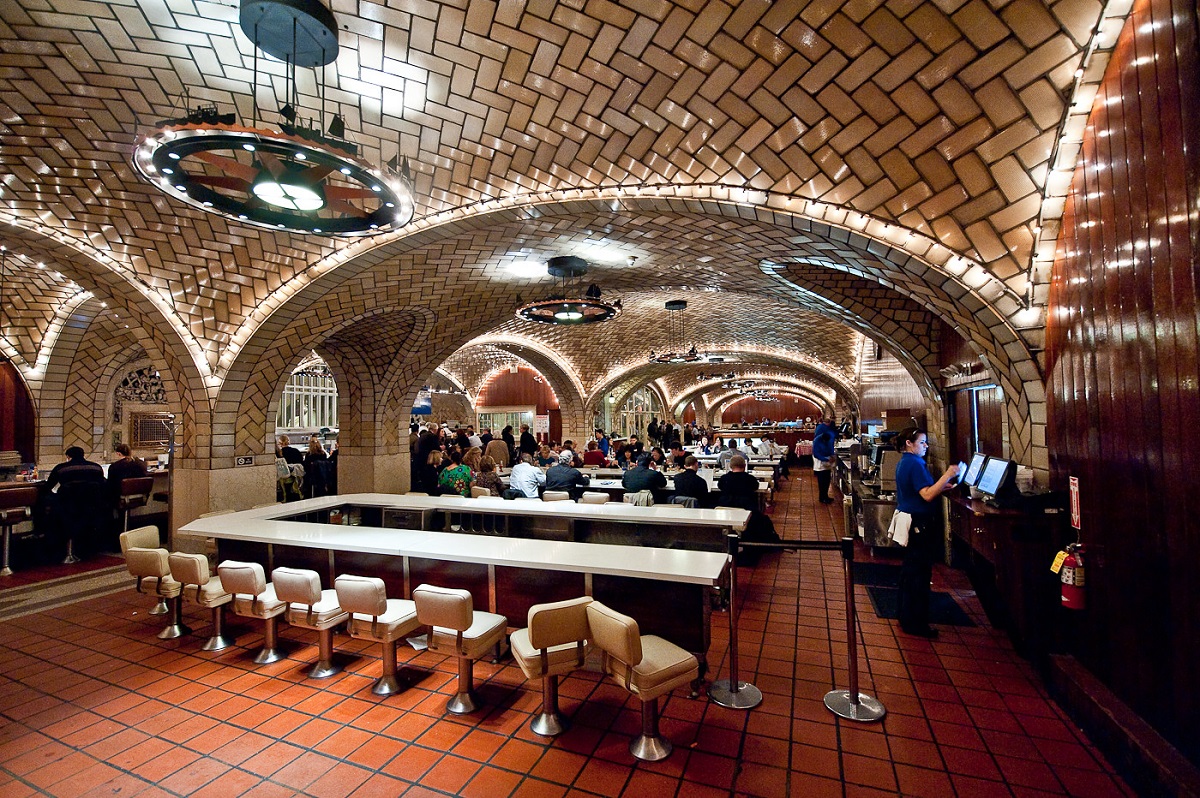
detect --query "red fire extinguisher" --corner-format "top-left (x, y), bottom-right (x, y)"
top-left (1060, 543), bottom-right (1086, 610)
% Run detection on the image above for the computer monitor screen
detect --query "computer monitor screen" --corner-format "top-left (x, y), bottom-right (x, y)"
top-left (977, 457), bottom-right (1010, 495)
top-left (964, 452), bottom-right (987, 486)
top-left (871, 445), bottom-right (886, 466)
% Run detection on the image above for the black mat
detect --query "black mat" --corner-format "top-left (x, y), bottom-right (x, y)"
top-left (865, 586), bottom-right (976, 627)
top-left (852, 561), bottom-right (902, 588)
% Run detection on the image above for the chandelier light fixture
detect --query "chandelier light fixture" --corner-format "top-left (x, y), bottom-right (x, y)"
top-left (514, 256), bottom-right (621, 325)
top-left (133, 0), bottom-right (414, 236)
top-left (648, 300), bottom-right (703, 363)
top-left (697, 371), bottom-right (736, 381)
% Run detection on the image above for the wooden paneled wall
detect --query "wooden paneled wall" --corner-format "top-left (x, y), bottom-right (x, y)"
top-left (1045, 0), bottom-right (1200, 762)
top-left (720, 396), bottom-right (820, 424)
top-left (0, 362), bottom-right (34, 461)
top-left (857, 348), bottom-right (924, 423)
top-left (476, 366), bottom-right (562, 443)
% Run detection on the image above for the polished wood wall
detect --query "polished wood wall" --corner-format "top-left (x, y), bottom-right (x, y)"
top-left (475, 366), bottom-right (562, 443)
top-left (1045, 0), bottom-right (1200, 762)
top-left (720, 395), bottom-right (820, 424)
top-left (0, 362), bottom-right (34, 461)
top-left (857, 349), bottom-right (924, 423)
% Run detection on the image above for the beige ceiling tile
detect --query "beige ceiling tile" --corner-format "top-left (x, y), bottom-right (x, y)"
top-left (951, 0), bottom-right (1009, 49)
top-left (957, 38), bottom-right (1024, 88)
top-left (831, 115), bottom-right (880, 154)
top-left (800, 49), bottom-right (850, 94)
top-left (899, 114), bottom-right (955, 158)
top-left (872, 41), bottom-right (933, 90)
top-left (913, 151), bottom-right (959, 192)
top-left (1004, 34), bottom-right (1077, 89)
top-left (952, 152), bottom-right (993, 197)
top-left (878, 149), bottom-right (921, 187)
top-left (903, 4), bottom-right (960, 52)
top-left (989, 153), bottom-right (1038, 202)
top-left (936, 116), bottom-right (993, 160)
top-left (836, 46), bottom-right (891, 92)
top-left (931, 79), bottom-right (981, 125)
top-left (816, 84), bottom-right (862, 125)
top-left (889, 80), bottom-right (940, 123)
top-left (886, 181), bottom-right (934, 215)
top-left (1000, 0), bottom-right (1059, 48)
top-left (963, 219), bottom-right (1008, 261)
top-left (1051, 0), bottom-right (1103, 45)
top-left (820, 13), bottom-right (874, 57)
top-left (975, 117), bottom-right (1039, 162)
top-left (849, 175), bottom-right (897, 210)
top-left (862, 8), bottom-right (916, 56)
top-left (990, 191), bottom-right (1041, 231)
top-left (779, 18), bottom-right (831, 62)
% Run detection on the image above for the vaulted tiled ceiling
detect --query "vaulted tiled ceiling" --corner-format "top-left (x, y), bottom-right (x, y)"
top-left (0, 0), bottom-right (1097, 407)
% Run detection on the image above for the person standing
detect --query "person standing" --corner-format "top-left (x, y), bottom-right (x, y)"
top-left (811, 417), bottom-right (836, 504)
top-left (893, 428), bottom-right (959, 638)
top-left (501, 425), bottom-right (517, 461)
top-left (519, 423), bottom-right (538, 458)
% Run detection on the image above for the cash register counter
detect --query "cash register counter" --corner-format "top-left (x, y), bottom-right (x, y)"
top-left (182, 494), bottom-right (736, 672)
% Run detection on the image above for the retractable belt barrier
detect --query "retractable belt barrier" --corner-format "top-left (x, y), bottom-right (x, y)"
top-left (709, 499), bottom-right (886, 722)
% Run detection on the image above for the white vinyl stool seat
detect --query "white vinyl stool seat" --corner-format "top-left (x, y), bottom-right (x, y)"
top-left (272, 567), bottom-right (349, 678)
top-left (586, 600), bottom-right (699, 761)
top-left (334, 574), bottom-right (422, 695)
top-left (217, 560), bottom-right (287, 664)
top-left (510, 596), bottom-right (592, 736)
top-left (169, 552), bottom-right (234, 651)
top-left (119, 526), bottom-right (168, 615)
top-left (413, 583), bottom-right (507, 715)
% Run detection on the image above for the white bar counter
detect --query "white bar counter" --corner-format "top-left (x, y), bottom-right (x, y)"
top-left (181, 494), bottom-right (733, 585)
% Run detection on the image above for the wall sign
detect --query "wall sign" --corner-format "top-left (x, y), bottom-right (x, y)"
top-left (1069, 476), bottom-right (1080, 530)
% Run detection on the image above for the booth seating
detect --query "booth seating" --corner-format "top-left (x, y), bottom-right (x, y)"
top-left (579, 492), bottom-right (609, 505)
top-left (586, 600), bottom-right (699, 761)
top-left (169, 552), bottom-right (234, 651)
top-left (57, 480), bottom-right (108, 563)
top-left (0, 485), bottom-right (38, 577)
top-left (272, 567), bottom-right (348, 678)
top-left (117, 477), bottom-right (155, 533)
top-left (216, 561), bottom-right (287, 664)
top-left (120, 526), bottom-right (168, 614)
top-left (413, 583), bottom-right (507, 715)
top-left (541, 491), bottom-right (571, 502)
top-left (510, 596), bottom-right (592, 737)
top-left (334, 574), bottom-right (421, 696)
top-left (124, 544), bottom-right (188, 640)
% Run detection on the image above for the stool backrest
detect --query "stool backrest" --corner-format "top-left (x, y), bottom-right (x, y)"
top-left (272, 567), bottom-right (323, 605)
top-left (217, 560), bottom-right (268, 597)
top-left (168, 552), bottom-right (210, 586)
top-left (541, 491), bottom-right (571, 502)
top-left (126, 547), bottom-right (170, 580)
top-left (579, 492), bottom-right (608, 504)
top-left (413, 583), bottom-right (472, 632)
top-left (527, 596), bottom-right (592, 651)
top-left (0, 486), bottom-right (39, 515)
top-left (120, 525), bottom-right (160, 554)
top-left (586, 600), bottom-right (642, 667)
top-left (120, 476), bottom-right (154, 498)
top-left (334, 574), bottom-right (387, 616)
top-left (470, 486), bottom-right (492, 498)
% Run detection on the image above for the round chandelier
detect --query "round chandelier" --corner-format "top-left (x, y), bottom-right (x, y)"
top-left (649, 300), bottom-right (703, 363)
top-left (133, 0), bottom-right (414, 236)
top-left (515, 256), bottom-right (622, 325)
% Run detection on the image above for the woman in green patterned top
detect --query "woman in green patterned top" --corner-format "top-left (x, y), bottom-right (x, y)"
top-left (437, 449), bottom-right (473, 497)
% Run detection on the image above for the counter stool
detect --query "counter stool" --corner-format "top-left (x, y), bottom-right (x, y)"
top-left (117, 477), bottom-right (155, 532)
top-left (169, 552), bottom-right (234, 651)
top-left (510, 596), bottom-right (592, 736)
top-left (579, 492), bottom-right (609, 505)
top-left (586, 600), bottom-right (699, 761)
top-left (470, 486), bottom-right (492, 498)
top-left (125, 546), bottom-right (188, 639)
top-left (217, 560), bottom-right (287, 664)
top-left (119, 526), bottom-right (168, 614)
top-left (413, 583), bottom-right (507, 714)
top-left (57, 480), bottom-right (108, 563)
top-left (0, 486), bottom-right (38, 577)
top-left (334, 574), bottom-right (421, 695)
top-left (541, 491), bottom-right (571, 502)
top-left (272, 567), bottom-right (348, 678)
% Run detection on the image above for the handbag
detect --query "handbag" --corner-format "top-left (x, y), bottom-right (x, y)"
top-left (887, 509), bottom-right (912, 547)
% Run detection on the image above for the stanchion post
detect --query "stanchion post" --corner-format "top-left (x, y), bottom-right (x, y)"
top-left (824, 534), bottom-right (886, 722)
top-left (709, 531), bottom-right (763, 710)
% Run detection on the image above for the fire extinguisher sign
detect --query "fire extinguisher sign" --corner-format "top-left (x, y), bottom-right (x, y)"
top-left (1069, 476), bottom-right (1081, 530)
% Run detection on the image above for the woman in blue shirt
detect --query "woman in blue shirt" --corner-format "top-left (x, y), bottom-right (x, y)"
top-left (893, 428), bottom-right (960, 638)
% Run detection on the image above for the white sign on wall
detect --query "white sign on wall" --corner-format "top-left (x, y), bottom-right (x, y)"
top-left (534, 414), bottom-right (550, 434)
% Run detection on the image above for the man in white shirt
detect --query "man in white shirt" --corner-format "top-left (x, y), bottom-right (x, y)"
top-left (508, 453), bottom-right (546, 498)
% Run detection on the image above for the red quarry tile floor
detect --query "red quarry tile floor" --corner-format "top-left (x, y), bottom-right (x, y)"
top-left (0, 471), bottom-right (1133, 796)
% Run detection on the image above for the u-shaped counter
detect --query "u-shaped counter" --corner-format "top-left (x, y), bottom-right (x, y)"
top-left (180, 494), bottom-right (744, 674)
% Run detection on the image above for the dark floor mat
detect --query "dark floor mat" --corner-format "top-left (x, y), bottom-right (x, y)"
top-left (866, 586), bottom-right (976, 627)
top-left (852, 561), bottom-right (902, 588)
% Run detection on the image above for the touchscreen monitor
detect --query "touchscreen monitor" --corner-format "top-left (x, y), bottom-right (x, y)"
top-left (977, 457), bottom-right (1010, 495)
top-left (964, 452), bottom-right (987, 486)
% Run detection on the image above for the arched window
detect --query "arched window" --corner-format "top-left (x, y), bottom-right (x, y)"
top-left (277, 356), bottom-right (338, 432)
top-left (617, 387), bottom-right (661, 439)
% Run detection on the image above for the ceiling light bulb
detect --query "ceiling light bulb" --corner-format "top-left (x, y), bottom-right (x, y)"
top-left (243, 143), bottom-right (256, 151)
top-left (161, 167), bottom-right (174, 175)
top-left (252, 179), bottom-right (324, 211)
top-left (340, 166), bottom-right (352, 175)
top-left (295, 152), bottom-right (307, 160)
top-left (554, 307), bottom-right (584, 321)
top-left (168, 152), bottom-right (181, 160)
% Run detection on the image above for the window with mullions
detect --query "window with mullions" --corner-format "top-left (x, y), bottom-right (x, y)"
top-left (617, 387), bottom-right (662, 439)
top-left (277, 365), bottom-right (339, 430)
